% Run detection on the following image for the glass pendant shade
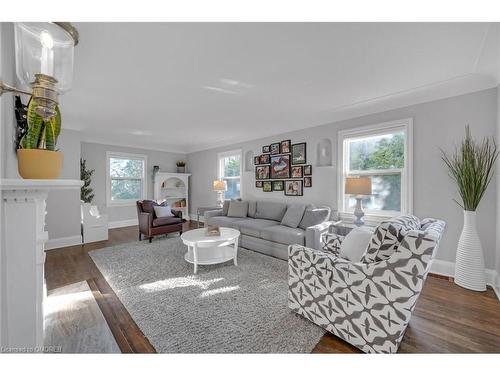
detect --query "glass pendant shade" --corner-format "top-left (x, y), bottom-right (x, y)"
top-left (14, 22), bottom-right (76, 93)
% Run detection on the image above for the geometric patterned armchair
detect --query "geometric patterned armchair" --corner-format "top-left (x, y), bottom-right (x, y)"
top-left (288, 216), bottom-right (445, 353)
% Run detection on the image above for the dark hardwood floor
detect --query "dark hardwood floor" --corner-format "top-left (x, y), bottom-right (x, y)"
top-left (44, 222), bottom-right (500, 353)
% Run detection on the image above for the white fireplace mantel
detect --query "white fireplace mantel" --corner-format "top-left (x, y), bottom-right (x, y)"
top-left (0, 179), bottom-right (83, 350)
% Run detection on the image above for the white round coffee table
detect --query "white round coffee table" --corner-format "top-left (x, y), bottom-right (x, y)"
top-left (180, 227), bottom-right (240, 274)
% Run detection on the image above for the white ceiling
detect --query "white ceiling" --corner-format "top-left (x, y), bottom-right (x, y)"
top-left (61, 23), bottom-right (499, 153)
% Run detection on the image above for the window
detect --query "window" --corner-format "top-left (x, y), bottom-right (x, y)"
top-left (106, 152), bottom-right (147, 206)
top-left (217, 150), bottom-right (242, 200)
top-left (338, 118), bottom-right (413, 218)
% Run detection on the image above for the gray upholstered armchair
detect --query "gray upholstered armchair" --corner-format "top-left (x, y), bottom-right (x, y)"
top-left (288, 215), bottom-right (445, 353)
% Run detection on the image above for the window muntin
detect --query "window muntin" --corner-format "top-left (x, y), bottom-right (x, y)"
top-left (218, 150), bottom-right (241, 200)
top-left (107, 153), bottom-right (146, 205)
top-left (339, 119), bottom-right (412, 217)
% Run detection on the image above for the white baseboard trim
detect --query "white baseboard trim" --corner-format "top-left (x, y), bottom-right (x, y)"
top-left (45, 235), bottom-right (82, 250)
top-left (108, 218), bottom-right (138, 229)
top-left (430, 259), bottom-right (500, 300)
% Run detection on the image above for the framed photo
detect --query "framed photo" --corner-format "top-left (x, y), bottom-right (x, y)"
top-left (255, 165), bottom-right (270, 180)
top-left (280, 140), bottom-right (291, 154)
top-left (291, 142), bottom-right (307, 165)
top-left (304, 177), bottom-right (312, 187)
top-left (291, 166), bottom-right (303, 178)
top-left (262, 145), bottom-right (270, 153)
top-left (256, 180), bottom-right (263, 188)
top-left (260, 154), bottom-right (270, 164)
top-left (272, 180), bottom-right (284, 191)
top-left (304, 165), bottom-right (312, 175)
top-left (270, 154), bottom-right (290, 179)
top-left (285, 180), bottom-right (303, 196)
top-left (263, 181), bottom-right (273, 192)
top-left (254, 156), bottom-right (260, 165)
top-left (270, 142), bottom-right (280, 155)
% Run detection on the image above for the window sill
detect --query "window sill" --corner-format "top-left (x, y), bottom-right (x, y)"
top-left (106, 201), bottom-right (138, 208)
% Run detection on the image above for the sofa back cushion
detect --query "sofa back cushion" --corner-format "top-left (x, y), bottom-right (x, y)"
top-left (255, 201), bottom-right (287, 221)
top-left (298, 207), bottom-right (330, 230)
top-left (247, 200), bottom-right (257, 218)
top-left (227, 200), bottom-right (249, 218)
top-left (360, 215), bottom-right (421, 263)
top-left (281, 204), bottom-right (306, 228)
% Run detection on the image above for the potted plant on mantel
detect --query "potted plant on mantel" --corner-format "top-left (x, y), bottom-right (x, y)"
top-left (442, 125), bottom-right (499, 291)
top-left (16, 97), bottom-right (62, 179)
top-left (176, 160), bottom-right (186, 173)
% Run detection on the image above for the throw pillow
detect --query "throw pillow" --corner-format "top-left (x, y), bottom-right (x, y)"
top-left (227, 200), bottom-right (249, 218)
top-left (299, 207), bottom-right (331, 230)
top-left (339, 227), bottom-right (373, 262)
top-left (222, 200), bottom-right (231, 216)
top-left (361, 222), bottom-right (406, 263)
top-left (281, 204), bottom-right (306, 228)
top-left (154, 205), bottom-right (174, 218)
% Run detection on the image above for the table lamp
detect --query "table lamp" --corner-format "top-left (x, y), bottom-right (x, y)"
top-left (213, 179), bottom-right (227, 207)
top-left (345, 176), bottom-right (372, 226)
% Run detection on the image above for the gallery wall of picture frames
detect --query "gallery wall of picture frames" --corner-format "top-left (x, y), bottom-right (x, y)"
top-left (254, 139), bottom-right (312, 196)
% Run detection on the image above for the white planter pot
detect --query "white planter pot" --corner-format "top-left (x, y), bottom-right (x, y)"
top-left (454, 210), bottom-right (486, 291)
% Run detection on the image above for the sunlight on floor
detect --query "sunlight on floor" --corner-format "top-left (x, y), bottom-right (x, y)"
top-left (139, 276), bottom-right (225, 292)
top-left (199, 285), bottom-right (240, 298)
top-left (45, 291), bottom-right (93, 315)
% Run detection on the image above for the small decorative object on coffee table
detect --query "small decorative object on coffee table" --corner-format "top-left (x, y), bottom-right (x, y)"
top-left (345, 176), bottom-right (372, 226)
top-left (181, 227), bottom-right (240, 274)
top-left (205, 225), bottom-right (221, 236)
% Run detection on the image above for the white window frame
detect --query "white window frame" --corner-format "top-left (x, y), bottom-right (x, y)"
top-left (337, 118), bottom-right (413, 222)
top-left (217, 149), bottom-right (242, 199)
top-left (106, 151), bottom-right (147, 207)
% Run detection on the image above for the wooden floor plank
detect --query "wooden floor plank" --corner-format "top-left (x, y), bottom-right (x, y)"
top-left (44, 222), bottom-right (500, 353)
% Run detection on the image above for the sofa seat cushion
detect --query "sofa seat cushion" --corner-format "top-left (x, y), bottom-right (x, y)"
top-left (238, 219), bottom-right (280, 237)
top-left (260, 225), bottom-right (305, 246)
top-left (152, 216), bottom-right (182, 227)
top-left (207, 216), bottom-right (250, 229)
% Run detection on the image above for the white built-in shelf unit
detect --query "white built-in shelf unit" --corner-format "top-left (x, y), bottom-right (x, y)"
top-left (153, 172), bottom-right (191, 220)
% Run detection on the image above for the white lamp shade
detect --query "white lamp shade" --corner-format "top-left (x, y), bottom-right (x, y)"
top-left (14, 22), bottom-right (76, 92)
top-left (345, 176), bottom-right (372, 195)
top-left (213, 179), bottom-right (227, 191)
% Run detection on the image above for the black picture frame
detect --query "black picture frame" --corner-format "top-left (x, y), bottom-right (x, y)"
top-left (291, 165), bottom-right (303, 178)
top-left (255, 165), bottom-right (270, 180)
top-left (280, 139), bottom-right (291, 154)
top-left (262, 145), bottom-right (270, 153)
top-left (270, 142), bottom-right (280, 155)
top-left (272, 180), bottom-right (284, 191)
top-left (263, 181), bottom-right (273, 192)
top-left (270, 154), bottom-right (291, 179)
top-left (304, 177), bottom-right (312, 188)
top-left (291, 142), bottom-right (307, 165)
top-left (256, 180), bottom-right (263, 188)
top-left (304, 165), bottom-right (312, 176)
top-left (254, 156), bottom-right (260, 165)
top-left (260, 154), bottom-right (270, 164)
top-left (284, 180), bottom-right (303, 196)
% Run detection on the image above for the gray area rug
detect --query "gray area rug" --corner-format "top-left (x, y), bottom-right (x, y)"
top-left (89, 237), bottom-right (325, 353)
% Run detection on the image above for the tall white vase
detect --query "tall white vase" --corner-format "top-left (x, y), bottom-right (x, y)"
top-left (454, 210), bottom-right (486, 291)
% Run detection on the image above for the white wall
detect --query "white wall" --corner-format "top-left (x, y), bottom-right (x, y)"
top-left (45, 130), bottom-right (82, 246)
top-left (188, 88), bottom-right (498, 269)
top-left (80, 142), bottom-right (186, 224)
